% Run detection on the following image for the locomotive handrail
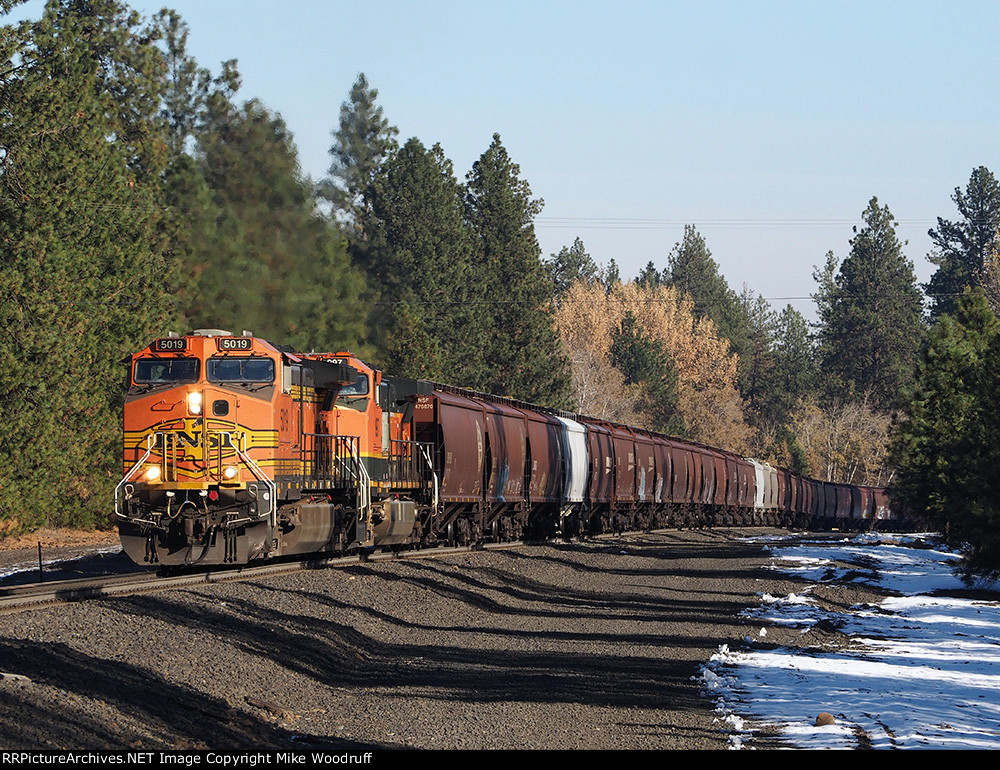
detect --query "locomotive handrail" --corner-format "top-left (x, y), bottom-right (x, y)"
top-left (340, 439), bottom-right (372, 548)
top-left (236, 432), bottom-right (276, 529)
top-left (344, 439), bottom-right (371, 516)
top-left (387, 438), bottom-right (435, 488)
top-left (419, 443), bottom-right (439, 512)
top-left (296, 433), bottom-right (371, 543)
top-left (302, 432), bottom-right (362, 487)
top-left (114, 433), bottom-right (155, 519)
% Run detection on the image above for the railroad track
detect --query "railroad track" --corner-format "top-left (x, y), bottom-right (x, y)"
top-left (0, 540), bottom-right (528, 614)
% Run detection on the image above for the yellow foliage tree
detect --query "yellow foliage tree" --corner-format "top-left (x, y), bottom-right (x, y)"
top-left (554, 280), bottom-right (752, 451)
top-left (791, 397), bottom-right (892, 485)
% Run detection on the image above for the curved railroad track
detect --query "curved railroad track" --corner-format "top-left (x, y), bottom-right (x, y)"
top-left (0, 539), bottom-right (529, 614)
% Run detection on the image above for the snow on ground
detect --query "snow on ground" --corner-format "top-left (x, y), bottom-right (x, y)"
top-left (0, 545), bottom-right (124, 582)
top-left (702, 532), bottom-right (1000, 749)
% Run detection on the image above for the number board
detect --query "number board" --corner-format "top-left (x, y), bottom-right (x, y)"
top-left (153, 338), bottom-right (187, 352)
top-left (217, 337), bottom-right (252, 351)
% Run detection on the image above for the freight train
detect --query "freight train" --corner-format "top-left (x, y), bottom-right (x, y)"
top-left (116, 329), bottom-right (894, 567)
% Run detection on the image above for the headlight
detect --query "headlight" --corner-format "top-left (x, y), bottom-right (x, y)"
top-left (188, 391), bottom-right (203, 414)
top-left (222, 465), bottom-right (239, 481)
top-left (144, 466), bottom-right (161, 482)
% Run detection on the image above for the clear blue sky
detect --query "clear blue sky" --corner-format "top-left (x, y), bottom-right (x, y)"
top-left (16, 0), bottom-right (1000, 318)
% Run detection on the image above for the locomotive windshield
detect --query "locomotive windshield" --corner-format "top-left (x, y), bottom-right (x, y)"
top-left (134, 358), bottom-right (199, 384)
top-left (207, 356), bottom-right (275, 383)
top-left (339, 372), bottom-right (369, 396)
top-left (335, 372), bottom-right (370, 411)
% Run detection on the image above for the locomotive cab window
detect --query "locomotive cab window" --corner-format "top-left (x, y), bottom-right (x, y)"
top-left (336, 372), bottom-right (370, 411)
top-left (207, 357), bottom-right (275, 383)
top-left (134, 358), bottom-right (200, 384)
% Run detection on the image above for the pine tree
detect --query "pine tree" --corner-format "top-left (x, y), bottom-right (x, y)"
top-left (322, 73), bottom-right (398, 236)
top-left (813, 198), bottom-right (924, 410)
top-left (150, 11), bottom-right (243, 332)
top-left (635, 261), bottom-right (664, 288)
top-left (957, 332), bottom-right (1000, 576)
top-left (892, 289), bottom-right (1000, 575)
top-left (0, 0), bottom-right (172, 530)
top-left (926, 167), bottom-right (1000, 318)
top-left (980, 244), bottom-right (1000, 317)
top-left (150, 9), bottom-right (239, 157)
top-left (602, 258), bottom-right (621, 292)
top-left (747, 304), bottom-right (819, 476)
top-left (609, 311), bottom-right (686, 435)
top-left (465, 134), bottom-right (572, 406)
top-left (366, 138), bottom-right (483, 384)
top-left (665, 225), bottom-right (748, 362)
top-left (182, 97), bottom-right (367, 351)
top-left (770, 304), bottom-right (819, 418)
top-left (734, 287), bottom-right (778, 420)
top-left (545, 237), bottom-right (597, 302)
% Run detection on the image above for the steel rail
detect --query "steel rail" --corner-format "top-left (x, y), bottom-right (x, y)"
top-left (0, 539), bottom-right (529, 615)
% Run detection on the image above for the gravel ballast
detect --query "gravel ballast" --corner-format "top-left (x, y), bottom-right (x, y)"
top-left (0, 529), bottom-right (807, 750)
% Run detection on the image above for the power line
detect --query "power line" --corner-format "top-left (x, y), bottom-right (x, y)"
top-left (535, 216), bottom-right (940, 231)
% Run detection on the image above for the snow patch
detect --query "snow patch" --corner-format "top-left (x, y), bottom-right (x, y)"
top-left (702, 532), bottom-right (1000, 749)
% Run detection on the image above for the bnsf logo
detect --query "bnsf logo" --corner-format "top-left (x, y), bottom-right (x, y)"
top-left (168, 430), bottom-right (236, 449)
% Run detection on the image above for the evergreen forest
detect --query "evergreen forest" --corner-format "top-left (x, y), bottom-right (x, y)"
top-left (2, 1), bottom-right (999, 576)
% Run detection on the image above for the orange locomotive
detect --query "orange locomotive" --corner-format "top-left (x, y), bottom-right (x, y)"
top-left (116, 329), bottom-right (434, 566)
